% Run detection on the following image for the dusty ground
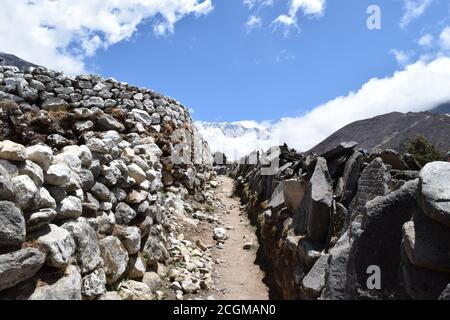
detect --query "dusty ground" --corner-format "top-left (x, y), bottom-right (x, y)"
top-left (189, 176), bottom-right (269, 300)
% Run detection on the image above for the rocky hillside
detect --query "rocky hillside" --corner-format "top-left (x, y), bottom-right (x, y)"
top-left (231, 143), bottom-right (450, 300)
top-left (0, 52), bottom-right (39, 70)
top-left (0, 64), bottom-right (220, 300)
top-left (308, 112), bottom-right (450, 155)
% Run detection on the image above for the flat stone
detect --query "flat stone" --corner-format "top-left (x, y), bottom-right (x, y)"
top-left (0, 248), bottom-right (45, 291)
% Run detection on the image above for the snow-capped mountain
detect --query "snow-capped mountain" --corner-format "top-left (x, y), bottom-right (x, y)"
top-left (195, 120), bottom-right (274, 160)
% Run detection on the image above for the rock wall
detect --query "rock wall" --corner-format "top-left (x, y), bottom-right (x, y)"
top-left (231, 143), bottom-right (450, 300)
top-left (0, 64), bottom-right (215, 300)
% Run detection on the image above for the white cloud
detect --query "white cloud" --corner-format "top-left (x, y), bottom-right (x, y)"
top-left (200, 57), bottom-right (450, 158)
top-left (272, 0), bottom-right (325, 36)
top-left (440, 27), bottom-right (450, 51)
top-left (0, 0), bottom-right (213, 74)
top-left (400, 0), bottom-right (433, 28)
top-left (418, 33), bottom-right (434, 47)
top-left (391, 49), bottom-right (414, 66)
top-left (245, 15), bottom-right (263, 31)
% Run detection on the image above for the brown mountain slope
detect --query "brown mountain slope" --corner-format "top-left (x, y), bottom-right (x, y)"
top-left (308, 111), bottom-right (450, 154)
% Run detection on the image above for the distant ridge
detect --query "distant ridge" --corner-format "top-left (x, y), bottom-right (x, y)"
top-left (0, 51), bottom-right (39, 69)
top-left (308, 111), bottom-right (450, 155)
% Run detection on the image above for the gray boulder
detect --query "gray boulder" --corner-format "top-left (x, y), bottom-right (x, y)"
top-left (112, 226), bottom-right (141, 254)
top-left (0, 201), bottom-right (25, 248)
top-left (402, 208), bottom-right (450, 273)
top-left (0, 248), bottom-right (45, 291)
top-left (45, 163), bottom-right (71, 186)
top-left (34, 224), bottom-right (76, 268)
top-left (114, 202), bottom-right (137, 225)
top-left (345, 179), bottom-right (418, 299)
top-left (27, 208), bottom-right (57, 232)
top-left (57, 196), bottom-right (82, 220)
top-left (301, 254), bottom-right (329, 299)
top-left (99, 236), bottom-right (129, 284)
top-left (81, 268), bottom-right (107, 299)
top-left (0, 140), bottom-right (27, 161)
top-left (12, 175), bottom-right (39, 212)
top-left (340, 151), bottom-right (362, 207)
top-left (321, 232), bottom-right (351, 300)
top-left (0, 166), bottom-right (14, 201)
top-left (29, 265), bottom-right (82, 300)
top-left (418, 161), bottom-right (450, 227)
top-left (62, 221), bottom-right (102, 274)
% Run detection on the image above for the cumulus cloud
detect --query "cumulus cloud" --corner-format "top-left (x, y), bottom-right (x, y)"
top-left (0, 0), bottom-right (213, 74)
top-left (400, 0), bottom-right (433, 28)
top-left (200, 57), bottom-right (450, 159)
top-left (272, 0), bottom-right (325, 36)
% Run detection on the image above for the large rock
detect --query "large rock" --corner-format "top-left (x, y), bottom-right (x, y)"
top-left (112, 226), bottom-right (141, 254)
top-left (142, 272), bottom-right (162, 292)
top-left (118, 280), bottom-right (152, 300)
top-left (345, 179), bottom-right (418, 299)
top-left (348, 158), bottom-right (390, 223)
top-left (57, 196), bottom-right (82, 220)
top-left (301, 254), bottom-right (329, 299)
top-left (321, 232), bottom-right (351, 300)
top-left (400, 248), bottom-right (450, 300)
top-left (34, 224), bottom-right (76, 268)
top-left (142, 235), bottom-right (169, 264)
top-left (0, 140), bottom-right (27, 161)
top-left (114, 202), bottom-right (137, 225)
top-left (294, 157), bottom-right (333, 244)
top-left (402, 208), bottom-right (450, 273)
top-left (27, 208), bottom-right (57, 232)
top-left (81, 268), bottom-right (107, 299)
top-left (18, 160), bottom-right (44, 187)
top-left (0, 201), bottom-right (25, 248)
top-left (339, 151), bottom-right (362, 207)
top-left (99, 236), bottom-right (129, 284)
top-left (283, 179), bottom-right (307, 213)
top-left (45, 163), bottom-right (71, 186)
top-left (12, 175), bottom-right (39, 212)
top-left (418, 161), bottom-right (450, 227)
top-left (0, 166), bottom-right (14, 201)
top-left (0, 248), bottom-right (46, 291)
top-left (320, 141), bottom-right (358, 160)
top-left (96, 113), bottom-right (125, 132)
top-left (62, 221), bottom-right (102, 274)
top-left (26, 144), bottom-right (53, 171)
top-left (29, 265), bottom-right (82, 300)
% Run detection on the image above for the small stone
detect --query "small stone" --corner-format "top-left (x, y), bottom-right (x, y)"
top-left (213, 227), bottom-right (227, 241)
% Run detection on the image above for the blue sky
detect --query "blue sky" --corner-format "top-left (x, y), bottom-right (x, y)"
top-left (76, 0), bottom-right (450, 122)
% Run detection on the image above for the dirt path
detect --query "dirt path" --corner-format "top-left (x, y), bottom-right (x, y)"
top-left (209, 176), bottom-right (269, 300)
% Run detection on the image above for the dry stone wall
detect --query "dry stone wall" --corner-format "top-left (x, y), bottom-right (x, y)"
top-left (231, 143), bottom-right (450, 300)
top-left (0, 64), bottom-right (215, 300)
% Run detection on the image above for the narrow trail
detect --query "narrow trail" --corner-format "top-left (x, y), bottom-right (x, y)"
top-left (209, 176), bottom-right (269, 300)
